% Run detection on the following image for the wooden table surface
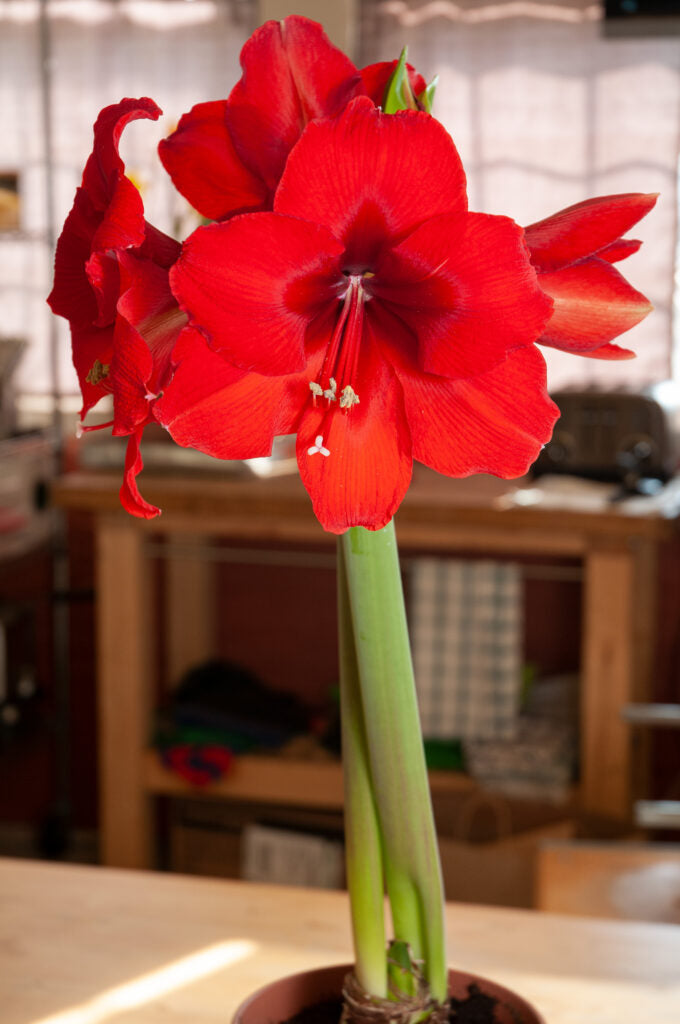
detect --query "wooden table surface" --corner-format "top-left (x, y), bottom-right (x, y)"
top-left (2, 858), bottom-right (679, 1023)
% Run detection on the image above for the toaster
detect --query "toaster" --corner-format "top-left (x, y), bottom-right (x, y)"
top-left (532, 388), bottom-right (679, 485)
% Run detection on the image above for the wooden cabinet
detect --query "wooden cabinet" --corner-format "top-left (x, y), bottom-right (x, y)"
top-left (52, 468), bottom-right (680, 869)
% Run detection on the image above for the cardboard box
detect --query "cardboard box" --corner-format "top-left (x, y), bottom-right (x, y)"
top-left (439, 819), bottom-right (576, 908)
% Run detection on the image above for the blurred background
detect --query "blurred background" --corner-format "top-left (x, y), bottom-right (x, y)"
top-left (1, 0), bottom-right (680, 919)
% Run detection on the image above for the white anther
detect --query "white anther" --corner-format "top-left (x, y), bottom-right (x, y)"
top-left (75, 421), bottom-right (84, 439)
top-left (307, 434), bottom-right (330, 457)
top-left (309, 381), bottom-right (323, 398)
top-left (144, 390), bottom-right (159, 402)
top-left (340, 385), bottom-right (360, 409)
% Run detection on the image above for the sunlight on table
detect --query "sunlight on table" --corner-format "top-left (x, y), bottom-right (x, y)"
top-left (30, 940), bottom-right (258, 1024)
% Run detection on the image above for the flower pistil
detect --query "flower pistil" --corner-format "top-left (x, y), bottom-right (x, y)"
top-left (307, 272), bottom-right (370, 455)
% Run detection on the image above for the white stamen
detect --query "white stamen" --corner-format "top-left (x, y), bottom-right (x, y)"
top-left (144, 390), bottom-right (159, 402)
top-left (309, 381), bottom-right (323, 398)
top-left (307, 434), bottom-right (331, 457)
top-left (340, 385), bottom-right (360, 409)
top-left (75, 421), bottom-right (84, 439)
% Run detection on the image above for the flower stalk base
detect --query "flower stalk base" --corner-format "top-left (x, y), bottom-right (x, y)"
top-left (341, 972), bottom-right (449, 1024)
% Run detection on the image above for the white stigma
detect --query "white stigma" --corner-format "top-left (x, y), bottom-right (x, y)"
top-left (308, 435), bottom-right (330, 457)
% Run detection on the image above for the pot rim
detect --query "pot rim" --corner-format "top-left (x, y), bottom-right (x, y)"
top-left (232, 962), bottom-right (546, 1024)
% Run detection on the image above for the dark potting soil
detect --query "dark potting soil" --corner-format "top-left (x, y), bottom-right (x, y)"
top-left (285, 985), bottom-right (501, 1024)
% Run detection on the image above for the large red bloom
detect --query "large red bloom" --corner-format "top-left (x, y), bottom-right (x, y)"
top-left (526, 193), bottom-right (656, 359)
top-left (47, 98), bottom-right (190, 518)
top-left (158, 17), bottom-right (363, 221)
top-left (158, 16), bottom-right (426, 223)
top-left (161, 98), bottom-right (557, 533)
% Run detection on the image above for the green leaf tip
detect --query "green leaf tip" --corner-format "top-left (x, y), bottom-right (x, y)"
top-left (387, 940), bottom-right (420, 1000)
top-left (420, 75), bottom-right (438, 114)
top-left (383, 47), bottom-right (417, 114)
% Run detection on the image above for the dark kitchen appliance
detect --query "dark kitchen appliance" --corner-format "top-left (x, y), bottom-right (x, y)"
top-left (533, 389), bottom-right (678, 489)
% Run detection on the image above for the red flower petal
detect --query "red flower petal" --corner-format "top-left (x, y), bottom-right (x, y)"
top-left (84, 250), bottom-right (121, 327)
top-left (525, 193), bottom-right (657, 272)
top-left (379, 307), bottom-right (558, 478)
top-left (110, 316), bottom-right (153, 437)
top-left (155, 327), bottom-right (307, 459)
top-left (48, 191), bottom-right (102, 327)
top-left (82, 97), bottom-right (161, 211)
top-left (118, 253), bottom-right (186, 380)
top-left (226, 16), bottom-right (363, 193)
top-left (171, 213), bottom-right (344, 376)
top-left (69, 324), bottom-right (114, 419)
top-left (51, 98), bottom-right (160, 322)
top-left (111, 252), bottom-right (187, 435)
top-left (537, 256), bottom-right (653, 353)
top-left (576, 342), bottom-right (636, 360)
top-left (361, 60), bottom-right (426, 106)
top-left (159, 100), bottom-right (269, 221)
top-left (120, 428), bottom-right (160, 519)
top-left (89, 173), bottom-right (145, 254)
top-left (598, 237), bottom-right (642, 264)
top-left (48, 97), bottom-right (164, 412)
top-left (141, 222), bottom-right (182, 269)
top-left (373, 211), bottom-right (552, 379)
top-left (274, 98), bottom-right (467, 261)
top-left (296, 330), bottom-right (412, 534)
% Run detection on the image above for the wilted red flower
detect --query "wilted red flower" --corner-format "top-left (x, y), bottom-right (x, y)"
top-left (526, 193), bottom-right (657, 359)
top-left (158, 16), bottom-right (428, 224)
top-left (161, 98), bottom-right (558, 533)
top-left (47, 98), bottom-right (189, 517)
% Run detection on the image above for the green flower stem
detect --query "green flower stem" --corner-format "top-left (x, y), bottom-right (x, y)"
top-left (338, 546), bottom-right (388, 998)
top-left (340, 521), bottom-right (447, 1004)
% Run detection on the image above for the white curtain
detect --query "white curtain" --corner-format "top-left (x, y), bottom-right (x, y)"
top-left (359, 0), bottom-right (680, 390)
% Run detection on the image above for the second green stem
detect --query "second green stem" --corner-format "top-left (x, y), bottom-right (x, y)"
top-left (340, 520), bottom-right (447, 1004)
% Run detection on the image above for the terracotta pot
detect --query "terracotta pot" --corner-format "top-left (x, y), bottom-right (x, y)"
top-left (233, 963), bottom-right (546, 1024)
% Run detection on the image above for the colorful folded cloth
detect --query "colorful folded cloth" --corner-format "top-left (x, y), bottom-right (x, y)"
top-left (410, 559), bottom-right (523, 741)
top-left (162, 743), bottom-right (233, 786)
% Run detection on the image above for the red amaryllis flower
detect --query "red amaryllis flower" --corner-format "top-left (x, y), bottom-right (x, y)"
top-left (526, 193), bottom-right (656, 359)
top-left (159, 98), bottom-right (558, 534)
top-left (47, 98), bottom-right (190, 518)
top-left (158, 16), bottom-right (364, 221)
top-left (158, 16), bottom-right (428, 224)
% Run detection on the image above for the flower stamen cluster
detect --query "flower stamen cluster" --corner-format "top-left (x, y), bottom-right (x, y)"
top-left (311, 272), bottom-right (368, 425)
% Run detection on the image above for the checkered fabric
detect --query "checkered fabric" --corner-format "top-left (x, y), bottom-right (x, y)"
top-left (410, 559), bottom-right (523, 741)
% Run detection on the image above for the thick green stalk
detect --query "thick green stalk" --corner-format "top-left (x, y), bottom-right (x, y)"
top-left (341, 521), bottom-right (447, 1004)
top-left (338, 546), bottom-right (388, 998)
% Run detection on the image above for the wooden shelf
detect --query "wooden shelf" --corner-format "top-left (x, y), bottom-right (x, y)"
top-left (622, 704), bottom-right (680, 728)
top-left (56, 468), bottom-right (679, 866)
top-left (634, 800), bottom-right (680, 829)
top-left (144, 750), bottom-right (476, 810)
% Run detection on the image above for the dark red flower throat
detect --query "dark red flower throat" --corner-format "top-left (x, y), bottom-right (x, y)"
top-left (308, 271), bottom-right (371, 454)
